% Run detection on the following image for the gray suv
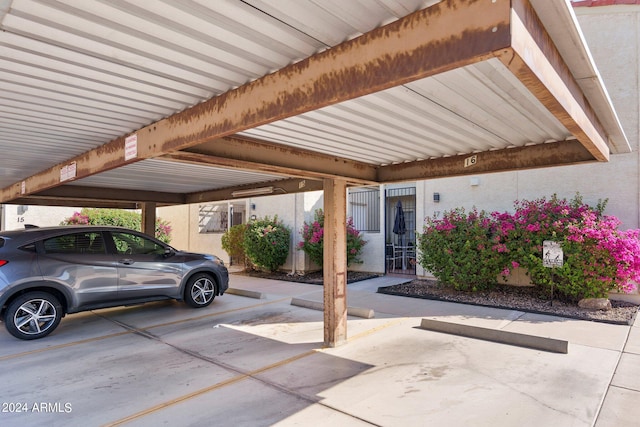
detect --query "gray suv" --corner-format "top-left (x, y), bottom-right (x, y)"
top-left (0, 225), bottom-right (229, 340)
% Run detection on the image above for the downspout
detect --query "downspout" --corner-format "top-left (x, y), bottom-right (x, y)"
top-left (290, 194), bottom-right (297, 275)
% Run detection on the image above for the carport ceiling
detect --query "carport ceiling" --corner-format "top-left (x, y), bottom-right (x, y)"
top-left (0, 0), bottom-right (630, 208)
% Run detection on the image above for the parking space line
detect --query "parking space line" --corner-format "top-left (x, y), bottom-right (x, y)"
top-left (0, 297), bottom-right (290, 361)
top-left (346, 317), bottom-right (407, 342)
top-left (136, 297), bottom-right (292, 331)
top-left (102, 349), bottom-right (319, 427)
top-left (101, 317), bottom-right (404, 426)
top-left (0, 331), bottom-right (132, 362)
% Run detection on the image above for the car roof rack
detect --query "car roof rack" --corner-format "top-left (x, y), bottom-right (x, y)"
top-left (24, 224), bottom-right (39, 229)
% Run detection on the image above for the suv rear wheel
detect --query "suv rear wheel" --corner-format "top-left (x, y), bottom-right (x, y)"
top-left (4, 291), bottom-right (63, 340)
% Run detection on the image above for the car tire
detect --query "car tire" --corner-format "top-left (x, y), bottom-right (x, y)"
top-left (184, 273), bottom-right (217, 308)
top-left (4, 291), bottom-right (63, 340)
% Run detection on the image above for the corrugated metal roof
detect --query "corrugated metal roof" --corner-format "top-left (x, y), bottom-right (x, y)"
top-left (0, 0), bottom-right (439, 190)
top-left (69, 158), bottom-right (285, 194)
top-left (240, 58), bottom-right (571, 165)
top-left (0, 0), bottom-right (630, 204)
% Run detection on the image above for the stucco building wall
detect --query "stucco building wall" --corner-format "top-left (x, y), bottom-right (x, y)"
top-left (0, 205), bottom-right (79, 231)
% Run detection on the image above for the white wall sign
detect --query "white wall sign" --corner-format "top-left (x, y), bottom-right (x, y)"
top-left (543, 240), bottom-right (563, 268)
top-left (60, 161), bottom-right (77, 182)
top-left (125, 134), bottom-right (138, 160)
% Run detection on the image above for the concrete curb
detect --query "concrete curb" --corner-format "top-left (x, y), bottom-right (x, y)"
top-left (226, 288), bottom-right (265, 299)
top-left (419, 318), bottom-right (569, 354)
top-left (291, 298), bottom-right (375, 319)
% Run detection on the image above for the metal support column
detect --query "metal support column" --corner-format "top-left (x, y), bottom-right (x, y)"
top-left (323, 178), bottom-right (348, 347)
top-left (141, 202), bottom-right (156, 237)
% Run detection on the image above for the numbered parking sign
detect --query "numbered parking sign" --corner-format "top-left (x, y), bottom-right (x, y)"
top-left (543, 241), bottom-right (563, 268)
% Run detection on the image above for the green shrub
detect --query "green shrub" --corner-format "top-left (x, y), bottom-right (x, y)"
top-left (244, 216), bottom-right (290, 272)
top-left (221, 224), bottom-right (249, 268)
top-left (61, 208), bottom-right (172, 243)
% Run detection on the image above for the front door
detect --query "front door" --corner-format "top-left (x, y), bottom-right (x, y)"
top-left (385, 187), bottom-right (416, 274)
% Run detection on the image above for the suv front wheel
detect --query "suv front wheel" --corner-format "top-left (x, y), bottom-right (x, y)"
top-left (4, 291), bottom-right (63, 340)
top-left (184, 273), bottom-right (216, 308)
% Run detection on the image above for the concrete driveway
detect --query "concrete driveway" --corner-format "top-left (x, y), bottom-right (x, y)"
top-left (0, 274), bottom-right (638, 426)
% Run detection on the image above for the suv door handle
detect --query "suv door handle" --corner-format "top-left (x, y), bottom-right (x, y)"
top-left (119, 259), bottom-right (134, 265)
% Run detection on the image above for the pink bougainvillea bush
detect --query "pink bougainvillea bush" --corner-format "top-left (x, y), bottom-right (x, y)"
top-left (418, 194), bottom-right (640, 301)
top-left (298, 209), bottom-right (366, 268)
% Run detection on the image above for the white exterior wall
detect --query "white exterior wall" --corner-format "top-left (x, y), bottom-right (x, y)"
top-left (159, 191), bottom-right (325, 272)
top-left (1, 204), bottom-right (80, 231)
top-left (348, 185), bottom-right (386, 274)
top-left (159, 188), bottom-right (389, 274)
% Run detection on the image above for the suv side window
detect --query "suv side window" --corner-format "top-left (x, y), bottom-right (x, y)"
top-left (111, 232), bottom-right (165, 256)
top-left (43, 232), bottom-right (106, 254)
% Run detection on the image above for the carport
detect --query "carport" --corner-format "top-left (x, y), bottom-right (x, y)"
top-left (0, 0), bottom-right (630, 347)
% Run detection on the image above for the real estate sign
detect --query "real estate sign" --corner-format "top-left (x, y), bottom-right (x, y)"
top-left (543, 241), bottom-right (563, 268)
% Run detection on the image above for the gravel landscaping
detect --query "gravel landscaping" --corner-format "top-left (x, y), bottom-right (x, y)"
top-left (379, 279), bottom-right (639, 325)
top-left (235, 269), bottom-right (379, 285)
top-left (234, 270), bottom-right (639, 325)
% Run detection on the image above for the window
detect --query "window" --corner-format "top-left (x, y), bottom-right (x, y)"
top-left (111, 232), bottom-right (165, 255)
top-left (43, 232), bottom-right (105, 254)
top-left (199, 204), bottom-right (228, 233)
top-left (349, 188), bottom-right (380, 232)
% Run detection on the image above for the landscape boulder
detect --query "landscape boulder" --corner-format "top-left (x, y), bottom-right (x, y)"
top-left (578, 298), bottom-right (612, 311)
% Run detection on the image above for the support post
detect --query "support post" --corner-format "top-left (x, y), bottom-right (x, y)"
top-left (323, 178), bottom-right (348, 347)
top-left (141, 202), bottom-right (156, 237)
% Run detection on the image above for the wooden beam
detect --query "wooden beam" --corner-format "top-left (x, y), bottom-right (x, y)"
top-left (1, 0), bottom-right (511, 202)
top-left (496, 0), bottom-right (610, 161)
top-left (163, 136), bottom-right (378, 185)
top-left (377, 140), bottom-right (595, 183)
top-left (323, 178), bottom-right (348, 348)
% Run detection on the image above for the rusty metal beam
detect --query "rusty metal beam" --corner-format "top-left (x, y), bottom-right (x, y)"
top-left (163, 136), bottom-right (378, 185)
top-left (497, 0), bottom-right (610, 161)
top-left (7, 198), bottom-right (139, 209)
top-left (377, 140), bottom-right (596, 183)
top-left (21, 185), bottom-right (185, 205)
top-left (0, 0), bottom-right (511, 203)
top-left (186, 178), bottom-right (324, 205)
top-left (7, 185), bottom-right (181, 209)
